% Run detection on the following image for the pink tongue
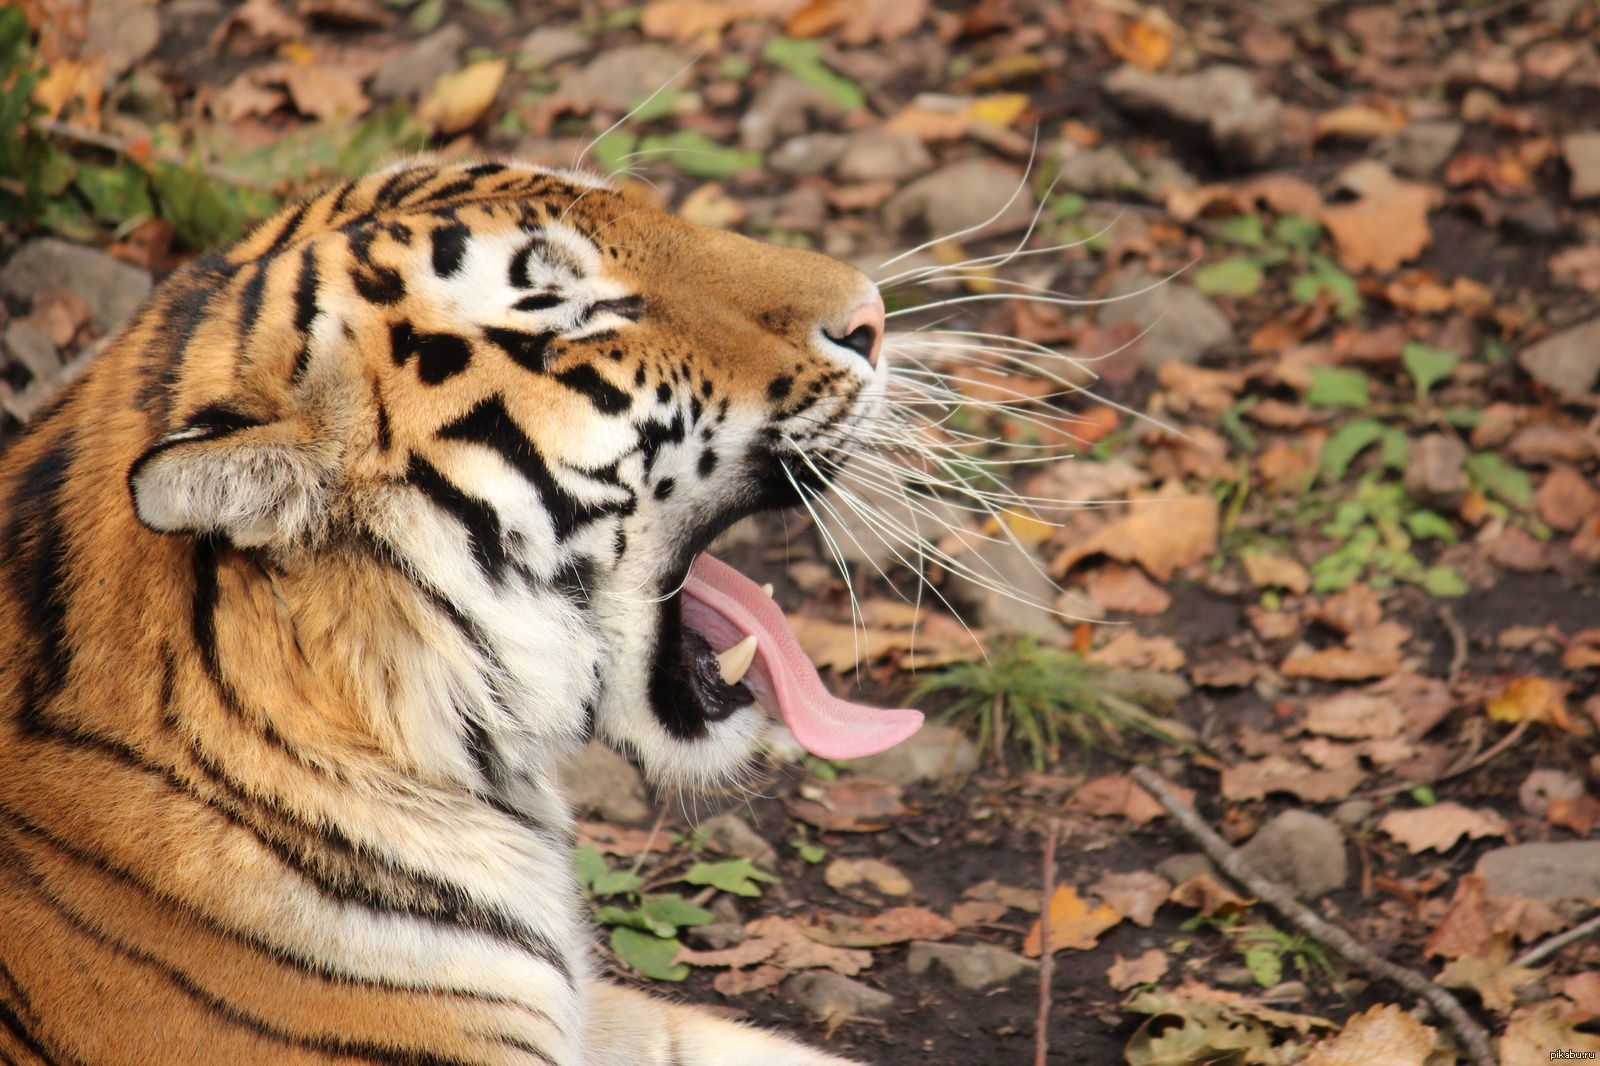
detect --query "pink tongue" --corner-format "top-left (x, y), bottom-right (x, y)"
top-left (681, 555), bottom-right (924, 761)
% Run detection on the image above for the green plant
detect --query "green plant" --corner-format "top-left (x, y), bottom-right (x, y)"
top-left (1306, 475), bottom-right (1462, 595)
top-left (911, 637), bottom-right (1184, 771)
top-left (1228, 923), bottom-right (1335, 989)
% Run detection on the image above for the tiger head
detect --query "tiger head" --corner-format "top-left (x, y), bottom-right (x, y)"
top-left (112, 160), bottom-right (921, 794)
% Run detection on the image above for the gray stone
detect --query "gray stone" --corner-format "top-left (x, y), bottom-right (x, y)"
top-left (1096, 268), bottom-right (1231, 369)
top-left (698, 811), bottom-right (778, 870)
top-left (1404, 433), bottom-right (1468, 508)
top-left (1055, 143), bottom-right (1144, 197)
top-left (1333, 799), bottom-right (1375, 827)
top-left (686, 921), bottom-right (745, 950)
top-left (907, 941), bottom-right (1037, 991)
top-left (371, 24), bottom-right (468, 101)
top-left (1519, 317), bottom-right (1600, 402)
top-left (882, 160), bottom-right (1038, 238)
top-left (783, 973), bottom-right (894, 1022)
top-left (1563, 131), bottom-right (1600, 201)
top-left (1154, 853), bottom-right (1217, 884)
top-left (739, 74), bottom-right (844, 152)
top-left (1238, 810), bottom-right (1348, 899)
top-left (559, 44), bottom-right (690, 114)
top-left (518, 26), bottom-right (590, 69)
top-left (1104, 64), bottom-right (1283, 168)
top-left (848, 722), bottom-right (979, 785)
top-left (1383, 120), bottom-right (1465, 178)
top-left (946, 537), bottom-right (1070, 644)
top-left (835, 132), bottom-right (933, 185)
top-left (1476, 841), bottom-right (1600, 902)
top-left (768, 133), bottom-right (849, 177)
top-left (85, 0), bottom-right (161, 76)
top-left (0, 239), bottom-right (151, 335)
top-left (3, 322), bottom-right (59, 383)
top-left (560, 741), bottom-right (652, 824)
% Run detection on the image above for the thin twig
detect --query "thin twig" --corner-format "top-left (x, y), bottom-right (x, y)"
top-left (1035, 819), bottom-right (1059, 1066)
top-left (1129, 766), bottom-right (1498, 1066)
top-left (1437, 602), bottom-right (1468, 687)
top-left (1512, 911), bottom-right (1600, 970)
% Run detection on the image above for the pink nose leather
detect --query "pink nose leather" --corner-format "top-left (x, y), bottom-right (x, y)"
top-left (844, 295), bottom-right (885, 367)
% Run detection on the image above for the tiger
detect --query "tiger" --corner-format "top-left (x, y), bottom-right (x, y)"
top-left (0, 158), bottom-right (936, 1066)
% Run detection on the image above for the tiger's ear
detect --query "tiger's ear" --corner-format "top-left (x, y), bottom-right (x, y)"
top-left (129, 409), bottom-right (339, 549)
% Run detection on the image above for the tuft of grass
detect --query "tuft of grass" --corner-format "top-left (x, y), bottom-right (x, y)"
top-left (910, 637), bottom-right (1186, 771)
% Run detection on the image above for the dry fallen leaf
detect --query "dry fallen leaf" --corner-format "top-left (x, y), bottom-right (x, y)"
top-left (1423, 873), bottom-right (1493, 960)
top-left (1313, 102), bottom-right (1407, 142)
top-left (1050, 482), bottom-right (1219, 582)
top-left (1091, 870), bottom-right (1171, 927)
top-left (1081, 563), bottom-right (1172, 615)
top-left (962, 880), bottom-right (1041, 913)
top-left (1167, 875), bottom-right (1250, 921)
top-left (948, 899), bottom-right (1008, 927)
top-left (1437, 934), bottom-right (1542, 1013)
top-left (1318, 165), bottom-right (1438, 274)
top-left (1302, 693), bottom-right (1403, 740)
top-left (1221, 755), bottom-right (1365, 803)
top-left (1486, 676), bottom-right (1576, 732)
top-left (1297, 1004), bottom-right (1442, 1066)
top-left (1501, 1003), bottom-right (1600, 1066)
top-left (786, 778), bottom-right (906, 832)
top-left (1280, 644), bottom-right (1401, 682)
top-left (1073, 775), bottom-right (1189, 825)
top-left (418, 59), bottom-right (508, 136)
top-left (677, 182), bottom-right (746, 229)
top-left (577, 821), bottom-right (673, 856)
top-left (824, 857), bottom-right (912, 897)
top-left (1086, 630), bottom-right (1186, 671)
top-left (802, 906), bottom-right (954, 948)
top-left (1107, 949), bottom-right (1170, 991)
top-left (1377, 802), bottom-right (1509, 855)
top-left (743, 915), bottom-right (874, 974)
top-left (1023, 885), bottom-right (1122, 956)
top-left (1561, 972), bottom-right (1600, 1023)
top-left (1241, 551), bottom-right (1312, 594)
top-left (277, 63), bottom-right (368, 122)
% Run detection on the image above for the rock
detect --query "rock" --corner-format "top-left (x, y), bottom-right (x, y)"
top-left (370, 24), bottom-right (468, 101)
top-left (697, 811), bottom-right (778, 870)
top-left (768, 133), bottom-right (850, 177)
top-left (1519, 317), bottom-right (1600, 402)
top-left (1536, 465), bottom-right (1600, 532)
top-left (882, 160), bottom-right (1038, 237)
top-left (1238, 810), bottom-right (1348, 899)
top-left (835, 132), bottom-right (933, 185)
top-left (560, 741), bottom-right (652, 824)
top-left (1096, 269), bottom-right (1231, 369)
top-left (1404, 433), bottom-right (1468, 508)
top-left (1154, 853), bottom-right (1217, 885)
top-left (3, 322), bottom-right (60, 383)
top-left (686, 922), bottom-right (745, 950)
top-left (946, 537), bottom-right (1071, 644)
top-left (85, 0), bottom-right (161, 76)
top-left (1382, 120), bottom-right (1464, 178)
top-left (0, 239), bottom-right (151, 335)
top-left (1563, 131), bottom-right (1600, 200)
top-left (560, 44), bottom-right (690, 114)
top-left (739, 74), bottom-right (844, 152)
top-left (1476, 841), bottom-right (1600, 902)
top-left (1104, 65), bottom-right (1283, 168)
top-left (1054, 143), bottom-right (1144, 197)
top-left (907, 942), bottom-right (1037, 991)
top-left (848, 722), bottom-right (979, 785)
top-left (1333, 799), bottom-right (1375, 827)
top-left (518, 26), bottom-right (590, 69)
top-left (783, 973), bottom-right (894, 1023)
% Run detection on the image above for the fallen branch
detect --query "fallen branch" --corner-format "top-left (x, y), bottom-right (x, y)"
top-left (1512, 911), bottom-right (1600, 970)
top-left (1436, 602), bottom-right (1468, 687)
top-left (1035, 819), bottom-right (1059, 1066)
top-left (1128, 766), bottom-right (1497, 1066)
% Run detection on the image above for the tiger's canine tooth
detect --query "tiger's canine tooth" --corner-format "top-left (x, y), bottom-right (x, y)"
top-left (716, 635), bottom-right (758, 686)
top-left (760, 583), bottom-right (774, 598)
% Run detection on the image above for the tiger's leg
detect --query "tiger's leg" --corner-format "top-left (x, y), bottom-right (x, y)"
top-left (583, 981), bottom-right (863, 1066)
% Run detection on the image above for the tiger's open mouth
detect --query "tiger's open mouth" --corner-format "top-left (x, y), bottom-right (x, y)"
top-left (660, 554), bottom-right (923, 760)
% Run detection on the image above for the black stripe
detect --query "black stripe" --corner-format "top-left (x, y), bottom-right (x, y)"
top-left (262, 201), bottom-right (309, 256)
top-left (390, 323), bottom-right (473, 385)
top-left (405, 454), bottom-right (507, 579)
top-left (554, 365), bottom-right (630, 415)
top-left (348, 224), bottom-right (406, 306)
top-left (481, 328), bottom-right (554, 374)
top-left (430, 222), bottom-right (470, 278)
top-left (292, 245), bottom-right (319, 335)
top-left (3, 433), bottom-right (75, 733)
top-left (0, 958), bottom-right (69, 1066)
top-left (508, 235), bottom-right (549, 289)
top-left (235, 262), bottom-right (267, 346)
top-left (511, 293), bottom-right (562, 314)
top-left (459, 709), bottom-right (502, 789)
top-left (135, 255), bottom-right (236, 419)
top-left (465, 162), bottom-right (505, 177)
top-left (437, 398), bottom-right (617, 541)
top-left (179, 405), bottom-right (263, 440)
top-left (587, 295), bottom-right (643, 321)
top-left (327, 179), bottom-right (356, 218)
top-left (422, 178), bottom-right (476, 204)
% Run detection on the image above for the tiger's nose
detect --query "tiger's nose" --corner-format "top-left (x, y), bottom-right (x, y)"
top-left (829, 295), bottom-right (885, 368)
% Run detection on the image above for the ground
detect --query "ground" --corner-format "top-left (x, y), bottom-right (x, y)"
top-left (2, 1), bottom-right (1599, 1064)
